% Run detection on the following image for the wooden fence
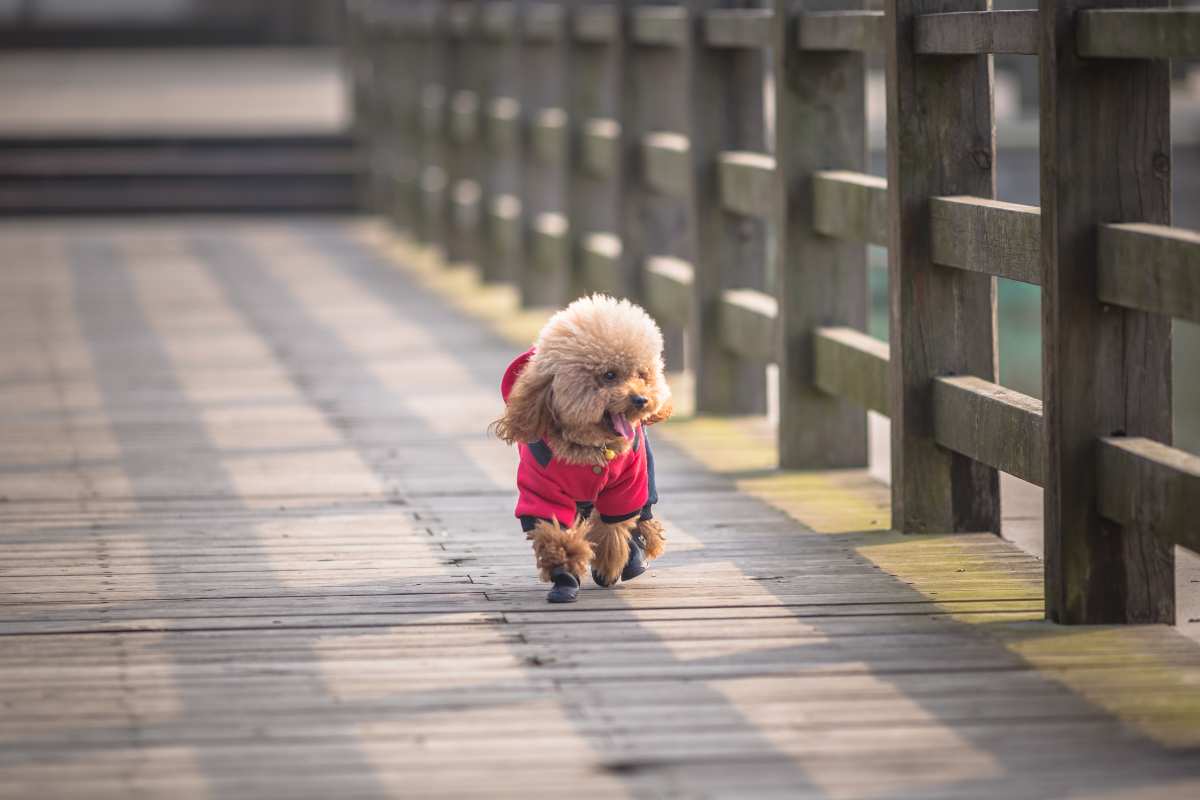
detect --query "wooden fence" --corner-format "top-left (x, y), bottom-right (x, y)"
top-left (345, 0), bottom-right (1200, 625)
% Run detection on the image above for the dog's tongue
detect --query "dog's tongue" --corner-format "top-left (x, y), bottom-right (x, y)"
top-left (609, 411), bottom-right (635, 441)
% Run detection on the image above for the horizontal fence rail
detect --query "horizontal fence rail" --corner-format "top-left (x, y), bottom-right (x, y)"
top-left (347, 0), bottom-right (1200, 626)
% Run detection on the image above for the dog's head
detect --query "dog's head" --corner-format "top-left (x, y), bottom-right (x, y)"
top-left (494, 294), bottom-right (673, 447)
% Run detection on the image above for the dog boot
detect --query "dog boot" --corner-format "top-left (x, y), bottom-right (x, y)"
top-left (621, 533), bottom-right (648, 582)
top-left (547, 567), bottom-right (580, 603)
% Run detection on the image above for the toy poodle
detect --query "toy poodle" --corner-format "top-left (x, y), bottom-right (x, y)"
top-left (492, 294), bottom-right (673, 603)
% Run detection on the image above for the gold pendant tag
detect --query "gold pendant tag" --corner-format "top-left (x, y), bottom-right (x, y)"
top-left (603, 447), bottom-right (616, 461)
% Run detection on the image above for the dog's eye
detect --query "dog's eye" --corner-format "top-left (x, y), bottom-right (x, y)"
top-left (602, 370), bottom-right (617, 382)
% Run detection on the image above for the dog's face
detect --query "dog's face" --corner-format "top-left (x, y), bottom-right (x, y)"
top-left (496, 295), bottom-right (672, 448)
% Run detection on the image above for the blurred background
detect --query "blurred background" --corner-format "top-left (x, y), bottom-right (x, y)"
top-left (0, 0), bottom-right (1197, 481)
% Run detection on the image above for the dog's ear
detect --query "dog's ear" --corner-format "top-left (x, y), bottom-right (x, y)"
top-left (491, 369), bottom-right (556, 444)
top-left (642, 397), bottom-right (673, 426)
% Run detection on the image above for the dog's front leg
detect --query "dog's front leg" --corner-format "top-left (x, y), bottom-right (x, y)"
top-left (527, 519), bottom-right (593, 603)
top-left (584, 515), bottom-right (635, 588)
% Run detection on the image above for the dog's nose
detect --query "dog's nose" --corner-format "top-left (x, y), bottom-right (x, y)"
top-left (630, 395), bottom-right (648, 409)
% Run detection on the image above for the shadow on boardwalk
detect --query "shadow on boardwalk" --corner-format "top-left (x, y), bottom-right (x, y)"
top-left (0, 218), bottom-right (1198, 798)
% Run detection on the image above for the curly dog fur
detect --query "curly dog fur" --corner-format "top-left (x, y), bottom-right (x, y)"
top-left (495, 294), bottom-right (672, 593)
top-left (527, 519), bottom-right (593, 582)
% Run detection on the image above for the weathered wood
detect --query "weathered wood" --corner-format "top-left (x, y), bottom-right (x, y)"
top-left (932, 376), bottom-right (1045, 487)
top-left (579, 232), bottom-right (624, 295)
top-left (520, 1), bottom-right (570, 307)
top-left (717, 150), bottom-right (776, 218)
top-left (1077, 9), bottom-right (1200, 59)
top-left (812, 170), bottom-right (887, 247)
top-left (886, 0), bottom-right (1000, 535)
top-left (632, 5), bottom-right (690, 46)
top-left (930, 196), bottom-right (1041, 285)
top-left (531, 108), bottom-right (569, 166)
top-left (719, 288), bottom-right (779, 361)
top-left (524, 1), bottom-right (566, 42)
top-left (813, 326), bottom-right (890, 416)
top-left (704, 8), bottom-right (775, 48)
top-left (443, 1), bottom-right (484, 267)
top-left (643, 255), bottom-right (695, 327)
top-left (915, 10), bottom-right (1039, 54)
top-left (1041, 0), bottom-right (1174, 623)
top-left (486, 97), bottom-right (522, 153)
top-left (488, 193), bottom-right (524, 261)
top-left (573, 4), bottom-right (618, 42)
top-left (690, 0), bottom-right (770, 415)
top-left (1097, 223), bottom-right (1200, 325)
top-left (775, 0), bottom-right (870, 470)
top-left (797, 10), bottom-right (886, 52)
top-left (479, 2), bottom-right (523, 285)
top-left (1097, 437), bottom-right (1200, 554)
top-left (580, 118), bottom-right (620, 178)
top-left (641, 132), bottom-right (691, 199)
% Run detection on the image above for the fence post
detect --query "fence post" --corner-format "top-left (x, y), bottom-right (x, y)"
top-left (1040, 0), bottom-right (1174, 623)
top-left (774, 0), bottom-right (869, 469)
top-left (568, 2), bottom-right (624, 300)
top-left (689, 0), bottom-right (769, 415)
top-left (446, 1), bottom-right (484, 267)
top-left (383, 1), bottom-right (421, 235)
top-left (480, 1), bottom-right (525, 285)
top-left (520, 2), bottom-right (573, 307)
top-left (885, 0), bottom-right (1000, 533)
top-left (417, 0), bottom-right (450, 252)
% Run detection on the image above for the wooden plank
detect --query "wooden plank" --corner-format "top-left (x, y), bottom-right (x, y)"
top-left (488, 193), bottom-right (523, 256)
top-left (530, 107), bottom-right (568, 166)
top-left (579, 232), bottom-right (624, 296)
top-left (932, 376), bottom-right (1045, 487)
top-left (886, 0), bottom-right (1000, 535)
top-left (528, 211), bottom-right (571, 305)
top-left (643, 255), bottom-right (695, 328)
top-left (480, 1), bottom-right (518, 39)
top-left (1041, 0), bottom-right (1174, 623)
top-left (812, 170), bottom-right (887, 247)
top-left (704, 8), bottom-right (775, 49)
top-left (719, 289), bottom-right (779, 362)
top-left (641, 132), bottom-right (691, 198)
top-left (1097, 223), bottom-right (1200, 325)
top-left (813, 326), bottom-right (890, 416)
top-left (524, 1), bottom-right (565, 42)
top-left (717, 150), bottom-right (776, 218)
top-left (797, 11), bottom-right (886, 52)
top-left (930, 196), bottom-right (1041, 285)
top-left (915, 10), bottom-right (1039, 54)
top-left (580, 118), bottom-right (620, 178)
top-left (632, 6), bottom-right (690, 47)
top-left (1097, 437), bottom-right (1200, 553)
top-left (486, 96), bottom-right (522, 153)
top-left (573, 5), bottom-right (618, 43)
top-left (449, 90), bottom-right (480, 144)
top-left (1077, 9), bottom-right (1200, 59)
top-left (774, 0), bottom-right (870, 471)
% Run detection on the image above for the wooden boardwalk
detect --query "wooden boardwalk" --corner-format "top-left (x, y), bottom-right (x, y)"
top-left (3, 217), bottom-right (1200, 799)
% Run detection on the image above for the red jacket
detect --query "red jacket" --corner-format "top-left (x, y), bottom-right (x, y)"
top-left (502, 349), bottom-right (652, 527)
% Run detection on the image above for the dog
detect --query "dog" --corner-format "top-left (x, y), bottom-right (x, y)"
top-left (492, 294), bottom-right (672, 603)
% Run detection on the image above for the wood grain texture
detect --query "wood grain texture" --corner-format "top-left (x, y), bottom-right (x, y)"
top-left (719, 288), bottom-right (779, 361)
top-left (775, 0), bottom-right (870, 470)
top-left (914, 10), bottom-right (1039, 54)
top-left (886, 0), bottom-right (1000, 535)
top-left (1041, 0), bottom-right (1174, 624)
top-left (930, 195), bottom-right (1041, 285)
top-left (1097, 437), bottom-right (1200, 553)
top-left (812, 170), bottom-right (887, 247)
top-left (932, 376), bottom-right (1045, 487)
top-left (1077, 8), bottom-right (1200, 59)
top-left (796, 10), bottom-right (886, 52)
top-left (717, 150), bottom-right (776, 218)
top-left (1097, 223), bottom-right (1200, 325)
top-left (813, 326), bottom-right (891, 416)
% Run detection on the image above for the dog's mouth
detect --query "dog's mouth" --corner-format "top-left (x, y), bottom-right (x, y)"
top-left (605, 410), bottom-right (635, 441)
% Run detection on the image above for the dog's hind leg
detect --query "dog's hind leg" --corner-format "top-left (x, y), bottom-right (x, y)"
top-left (585, 515), bottom-right (635, 588)
top-left (635, 518), bottom-right (666, 561)
top-left (528, 519), bottom-right (594, 603)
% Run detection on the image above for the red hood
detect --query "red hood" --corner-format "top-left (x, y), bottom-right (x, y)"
top-left (501, 348), bottom-right (536, 402)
